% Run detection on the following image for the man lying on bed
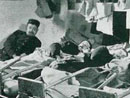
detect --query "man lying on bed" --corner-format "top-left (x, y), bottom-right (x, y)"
top-left (0, 19), bottom-right (41, 61)
top-left (48, 40), bottom-right (113, 72)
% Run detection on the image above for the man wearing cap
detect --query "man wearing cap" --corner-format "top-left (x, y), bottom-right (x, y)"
top-left (0, 19), bottom-right (41, 61)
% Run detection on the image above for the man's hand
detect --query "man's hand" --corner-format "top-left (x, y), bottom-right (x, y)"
top-left (49, 61), bottom-right (59, 69)
top-left (20, 53), bottom-right (26, 57)
top-left (12, 54), bottom-right (17, 58)
top-left (12, 53), bottom-right (26, 60)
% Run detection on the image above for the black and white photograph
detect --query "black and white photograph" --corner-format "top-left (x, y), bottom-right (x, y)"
top-left (0, 0), bottom-right (130, 98)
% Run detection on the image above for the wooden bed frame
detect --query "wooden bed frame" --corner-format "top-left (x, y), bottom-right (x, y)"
top-left (17, 77), bottom-right (118, 98)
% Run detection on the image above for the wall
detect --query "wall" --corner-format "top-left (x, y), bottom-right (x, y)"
top-left (0, 0), bottom-right (65, 48)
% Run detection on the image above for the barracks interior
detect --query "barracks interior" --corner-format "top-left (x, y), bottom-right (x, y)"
top-left (0, 0), bottom-right (130, 98)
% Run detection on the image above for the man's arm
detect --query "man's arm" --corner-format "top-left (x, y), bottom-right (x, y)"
top-left (3, 30), bottom-right (19, 57)
top-left (36, 38), bottom-right (42, 47)
top-left (23, 37), bottom-right (42, 55)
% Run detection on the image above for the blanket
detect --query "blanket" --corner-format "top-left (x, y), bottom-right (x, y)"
top-left (0, 48), bottom-right (54, 80)
top-left (41, 67), bottom-right (79, 98)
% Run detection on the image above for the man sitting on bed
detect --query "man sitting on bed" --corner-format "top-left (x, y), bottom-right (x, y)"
top-left (0, 19), bottom-right (41, 61)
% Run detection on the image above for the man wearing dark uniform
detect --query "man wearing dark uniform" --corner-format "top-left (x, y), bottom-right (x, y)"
top-left (0, 19), bottom-right (41, 61)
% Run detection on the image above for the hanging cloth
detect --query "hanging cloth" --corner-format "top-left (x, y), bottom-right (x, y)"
top-left (78, 0), bottom-right (87, 16)
top-left (35, 0), bottom-right (52, 18)
top-left (124, 0), bottom-right (130, 9)
top-left (96, 1), bottom-right (114, 35)
top-left (126, 9), bottom-right (130, 29)
top-left (68, 0), bottom-right (76, 10)
top-left (113, 11), bottom-right (129, 42)
top-left (113, 0), bottom-right (130, 29)
top-left (46, 0), bottom-right (61, 14)
top-left (58, 0), bottom-right (68, 21)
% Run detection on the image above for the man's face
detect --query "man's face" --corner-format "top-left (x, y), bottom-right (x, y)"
top-left (26, 24), bottom-right (38, 36)
top-left (78, 41), bottom-right (91, 53)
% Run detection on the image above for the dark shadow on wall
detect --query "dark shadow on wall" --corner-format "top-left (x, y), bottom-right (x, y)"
top-left (53, 14), bottom-right (65, 29)
top-left (0, 24), bottom-right (26, 49)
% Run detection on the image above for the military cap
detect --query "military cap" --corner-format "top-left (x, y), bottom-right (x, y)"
top-left (27, 19), bottom-right (40, 27)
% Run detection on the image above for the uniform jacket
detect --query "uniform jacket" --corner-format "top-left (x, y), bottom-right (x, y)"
top-left (0, 30), bottom-right (41, 61)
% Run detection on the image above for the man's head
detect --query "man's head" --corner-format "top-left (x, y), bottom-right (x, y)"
top-left (46, 43), bottom-right (61, 58)
top-left (78, 40), bottom-right (92, 53)
top-left (26, 19), bottom-right (40, 36)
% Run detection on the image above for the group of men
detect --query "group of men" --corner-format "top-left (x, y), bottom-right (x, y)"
top-left (0, 18), bottom-right (114, 71)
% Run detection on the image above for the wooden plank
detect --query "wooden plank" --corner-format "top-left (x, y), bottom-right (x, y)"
top-left (3, 62), bottom-right (42, 80)
top-left (79, 86), bottom-right (117, 98)
top-left (18, 77), bottom-right (45, 98)
top-left (97, 73), bottom-right (117, 89)
top-left (0, 57), bottom-right (20, 72)
top-left (0, 94), bottom-right (8, 98)
top-left (0, 54), bottom-right (25, 72)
